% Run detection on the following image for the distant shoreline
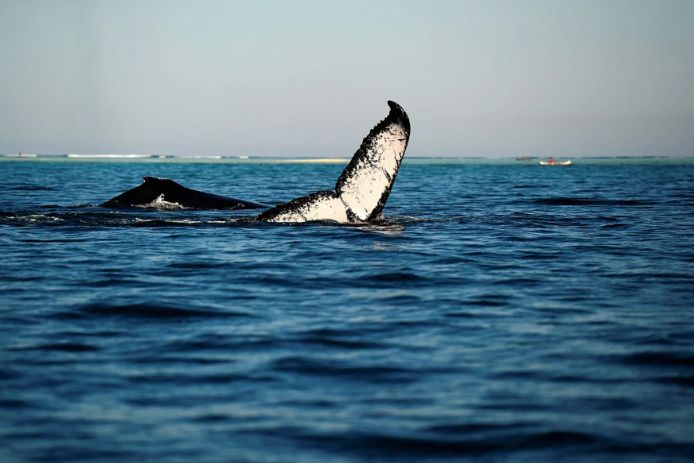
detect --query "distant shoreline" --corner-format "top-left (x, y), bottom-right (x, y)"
top-left (2, 153), bottom-right (693, 165)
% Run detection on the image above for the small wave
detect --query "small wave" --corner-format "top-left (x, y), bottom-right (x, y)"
top-left (167, 261), bottom-right (229, 270)
top-left (8, 184), bottom-right (55, 191)
top-left (618, 351), bottom-right (694, 367)
top-left (21, 237), bottom-right (90, 243)
top-left (55, 302), bottom-right (252, 320)
top-left (272, 357), bottom-right (418, 383)
top-left (463, 297), bottom-right (510, 307)
top-left (161, 334), bottom-right (281, 352)
top-left (483, 212), bottom-right (587, 228)
top-left (366, 272), bottom-right (428, 283)
top-left (86, 278), bottom-right (139, 288)
top-left (658, 375), bottom-right (694, 387)
top-left (239, 427), bottom-right (602, 457)
top-left (0, 398), bottom-right (29, 409)
top-left (0, 368), bottom-right (22, 381)
top-left (354, 223), bottom-right (406, 235)
top-left (126, 355), bottom-right (232, 366)
top-left (531, 197), bottom-right (655, 206)
top-left (189, 413), bottom-right (235, 423)
top-left (298, 327), bottom-right (381, 338)
top-left (9, 342), bottom-right (100, 353)
top-left (124, 372), bottom-right (261, 386)
top-left (376, 430), bottom-right (599, 454)
top-left (296, 333), bottom-right (386, 349)
top-left (374, 215), bottom-right (445, 226)
top-left (426, 421), bottom-right (533, 434)
top-left (377, 293), bottom-right (422, 304)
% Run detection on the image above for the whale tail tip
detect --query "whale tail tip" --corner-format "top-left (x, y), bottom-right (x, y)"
top-left (387, 100), bottom-right (410, 136)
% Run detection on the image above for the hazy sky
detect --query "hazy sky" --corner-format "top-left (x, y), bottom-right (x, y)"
top-left (1, 0), bottom-right (693, 157)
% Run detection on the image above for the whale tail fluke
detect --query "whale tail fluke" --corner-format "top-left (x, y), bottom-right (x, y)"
top-left (258, 101), bottom-right (410, 223)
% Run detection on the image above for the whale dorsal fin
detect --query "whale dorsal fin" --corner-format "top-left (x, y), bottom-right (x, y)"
top-left (143, 176), bottom-right (180, 186)
top-left (335, 100), bottom-right (410, 221)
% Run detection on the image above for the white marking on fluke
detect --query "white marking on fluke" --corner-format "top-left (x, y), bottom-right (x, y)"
top-left (258, 101), bottom-right (410, 224)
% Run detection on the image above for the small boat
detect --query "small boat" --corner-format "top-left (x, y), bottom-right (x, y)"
top-left (539, 157), bottom-right (572, 166)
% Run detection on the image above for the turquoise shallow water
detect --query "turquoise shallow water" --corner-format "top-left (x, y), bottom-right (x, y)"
top-left (1, 158), bottom-right (694, 462)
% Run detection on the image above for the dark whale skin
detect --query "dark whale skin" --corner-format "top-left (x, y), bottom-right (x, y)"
top-left (101, 177), bottom-right (268, 210)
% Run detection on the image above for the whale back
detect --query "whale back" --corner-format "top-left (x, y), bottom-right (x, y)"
top-left (101, 177), bottom-right (268, 210)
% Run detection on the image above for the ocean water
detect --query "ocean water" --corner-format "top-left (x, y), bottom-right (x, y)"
top-left (1, 158), bottom-right (693, 463)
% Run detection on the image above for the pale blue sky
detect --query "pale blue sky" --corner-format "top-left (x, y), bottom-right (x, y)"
top-left (1, 0), bottom-right (693, 157)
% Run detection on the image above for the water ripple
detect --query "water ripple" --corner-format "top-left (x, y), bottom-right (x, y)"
top-left (54, 302), bottom-right (253, 320)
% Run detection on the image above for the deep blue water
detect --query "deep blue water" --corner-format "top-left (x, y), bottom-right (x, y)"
top-left (1, 158), bottom-right (694, 463)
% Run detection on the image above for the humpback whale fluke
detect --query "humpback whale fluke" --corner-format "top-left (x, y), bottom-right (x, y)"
top-left (100, 176), bottom-right (268, 210)
top-left (258, 100), bottom-right (410, 223)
